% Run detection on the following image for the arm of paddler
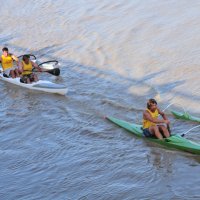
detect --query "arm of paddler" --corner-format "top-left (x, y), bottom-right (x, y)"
top-left (31, 61), bottom-right (42, 72)
top-left (11, 54), bottom-right (19, 61)
top-left (158, 108), bottom-right (170, 125)
top-left (18, 61), bottom-right (24, 73)
top-left (158, 108), bottom-right (171, 134)
top-left (11, 54), bottom-right (19, 63)
top-left (158, 108), bottom-right (169, 120)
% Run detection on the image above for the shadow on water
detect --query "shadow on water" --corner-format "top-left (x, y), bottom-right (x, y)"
top-left (157, 80), bottom-right (185, 93)
top-left (0, 35), bottom-right (15, 45)
top-left (0, 42), bottom-right (156, 109)
top-left (0, 43), bottom-right (152, 123)
top-left (140, 70), bottom-right (167, 82)
top-left (3, 42), bottom-right (197, 126)
top-left (1, 42), bottom-right (194, 133)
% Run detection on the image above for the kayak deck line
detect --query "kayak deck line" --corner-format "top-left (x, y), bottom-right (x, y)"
top-left (171, 110), bottom-right (200, 123)
top-left (106, 116), bottom-right (200, 155)
top-left (32, 82), bottom-right (67, 89)
top-left (0, 69), bottom-right (67, 95)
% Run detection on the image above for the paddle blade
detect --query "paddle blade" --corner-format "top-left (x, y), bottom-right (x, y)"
top-left (47, 68), bottom-right (60, 76)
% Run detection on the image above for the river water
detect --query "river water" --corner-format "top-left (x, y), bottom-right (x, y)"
top-left (0, 0), bottom-right (200, 199)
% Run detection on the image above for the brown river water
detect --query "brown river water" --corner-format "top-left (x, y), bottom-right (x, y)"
top-left (0, 0), bottom-right (200, 199)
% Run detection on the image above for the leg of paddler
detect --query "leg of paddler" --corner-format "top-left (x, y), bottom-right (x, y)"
top-left (149, 125), bottom-right (163, 139)
top-left (27, 78), bottom-right (31, 84)
top-left (10, 70), bottom-right (15, 78)
top-left (14, 68), bottom-right (20, 77)
top-left (158, 126), bottom-right (170, 138)
top-left (34, 74), bottom-right (38, 82)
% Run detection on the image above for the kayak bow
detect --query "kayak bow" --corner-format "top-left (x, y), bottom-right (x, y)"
top-left (171, 110), bottom-right (200, 123)
top-left (106, 116), bottom-right (200, 155)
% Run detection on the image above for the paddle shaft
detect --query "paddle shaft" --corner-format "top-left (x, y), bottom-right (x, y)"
top-left (23, 68), bottom-right (60, 76)
top-left (167, 124), bottom-right (171, 134)
top-left (181, 124), bottom-right (200, 137)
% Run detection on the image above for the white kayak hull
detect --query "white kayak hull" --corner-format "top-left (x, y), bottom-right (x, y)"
top-left (0, 72), bottom-right (67, 95)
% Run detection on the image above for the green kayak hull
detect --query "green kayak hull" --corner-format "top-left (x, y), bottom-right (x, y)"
top-left (171, 111), bottom-right (200, 123)
top-left (106, 116), bottom-right (200, 155)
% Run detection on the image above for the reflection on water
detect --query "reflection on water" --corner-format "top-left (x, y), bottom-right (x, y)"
top-left (0, 0), bottom-right (200, 199)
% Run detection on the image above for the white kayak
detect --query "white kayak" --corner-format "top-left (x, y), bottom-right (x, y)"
top-left (0, 69), bottom-right (67, 95)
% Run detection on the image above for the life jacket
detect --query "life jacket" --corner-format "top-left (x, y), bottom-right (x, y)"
top-left (143, 108), bottom-right (159, 129)
top-left (22, 60), bottom-right (32, 75)
top-left (1, 54), bottom-right (13, 70)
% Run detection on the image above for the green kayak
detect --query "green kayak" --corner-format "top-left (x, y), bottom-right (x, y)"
top-left (171, 111), bottom-right (200, 123)
top-left (106, 116), bottom-right (200, 155)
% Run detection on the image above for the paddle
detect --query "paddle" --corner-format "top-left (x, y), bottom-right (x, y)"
top-left (33, 67), bottom-right (60, 76)
top-left (38, 60), bottom-right (60, 76)
top-left (159, 106), bottom-right (171, 134)
top-left (19, 58), bottom-right (60, 76)
top-left (181, 125), bottom-right (200, 137)
top-left (18, 55), bottom-right (59, 70)
top-left (167, 124), bottom-right (171, 135)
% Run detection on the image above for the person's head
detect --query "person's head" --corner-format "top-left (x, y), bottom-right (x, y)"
top-left (22, 54), bottom-right (30, 64)
top-left (147, 98), bottom-right (157, 111)
top-left (2, 47), bottom-right (9, 56)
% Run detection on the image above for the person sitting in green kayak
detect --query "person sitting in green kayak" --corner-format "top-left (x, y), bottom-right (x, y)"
top-left (19, 55), bottom-right (42, 84)
top-left (143, 99), bottom-right (170, 139)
